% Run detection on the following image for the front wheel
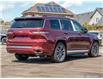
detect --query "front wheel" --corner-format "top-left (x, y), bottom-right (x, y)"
top-left (52, 42), bottom-right (66, 63)
top-left (88, 42), bottom-right (99, 57)
top-left (15, 54), bottom-right (29, 61)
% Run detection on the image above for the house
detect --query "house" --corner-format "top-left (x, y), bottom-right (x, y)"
top-left (75, 8), bottom-right (103, 26)
top-left (0, 19), bottom-right (10, 30)
top-left (22, 1), bottom-right (74, 18)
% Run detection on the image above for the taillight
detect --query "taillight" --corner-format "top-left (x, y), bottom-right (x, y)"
top-left (7, 32), bottom-right (14, 39)
top-left (8, 32), bottom-right (13, 35)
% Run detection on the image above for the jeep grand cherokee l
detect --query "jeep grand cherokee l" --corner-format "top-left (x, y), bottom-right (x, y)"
top-left (6, 16), bottom-right (99, 63)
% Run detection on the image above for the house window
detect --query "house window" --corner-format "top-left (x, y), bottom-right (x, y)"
top-left (96, 18), bottom-right (99, 22)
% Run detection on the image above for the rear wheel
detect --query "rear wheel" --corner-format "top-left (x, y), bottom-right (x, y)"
top-left (15, 54), bottom-right (29, 61)
top-left (52, 42), bottom-right (66, 63)
top-left (88, 42), bottom-right (99, 57)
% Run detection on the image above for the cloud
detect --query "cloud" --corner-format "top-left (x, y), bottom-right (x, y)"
top-left (0, 0), bottom-right (84, 9)
top-left (0, 2), bottom-right (16, 12)
top-left (59, 0), bottom-right (83, 8)
top-left (0, 0), bottom-right (103, 12)
top-left (2, 0), bottom-right (103, 1)
top-left (0, 1), bottom-right (33, 12)
top-left (17, 1), bottom-right (34, 8)
top-left (31, 0), bottom-right (83, 9)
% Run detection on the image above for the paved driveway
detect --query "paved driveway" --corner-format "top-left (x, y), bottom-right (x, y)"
top-left (0, 45), bottom-right (103, 78)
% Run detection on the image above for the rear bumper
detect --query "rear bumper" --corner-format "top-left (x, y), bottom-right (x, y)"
top-left (7, 41), bottom-right (55, 56)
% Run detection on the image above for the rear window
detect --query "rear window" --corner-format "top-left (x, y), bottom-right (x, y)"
top-left (11, 19), bottom-right (44, 28)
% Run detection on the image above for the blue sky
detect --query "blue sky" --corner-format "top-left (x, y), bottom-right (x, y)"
top-left (0, 0), bottom-right (103, 21)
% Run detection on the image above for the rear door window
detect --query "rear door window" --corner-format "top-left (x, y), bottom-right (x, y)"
top-left (60, 19), bottom-right (73, 31)
top-left (49, 19), bottom-right (60, 30)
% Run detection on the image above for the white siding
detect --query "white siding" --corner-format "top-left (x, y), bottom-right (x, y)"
top-left (89, 11), bottom-right (102, 25)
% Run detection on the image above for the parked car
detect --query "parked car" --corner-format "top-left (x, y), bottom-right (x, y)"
top-left (6, 16), bottom-right (99, 63)
top-left (88, 31), bottom-right (103, 45)
top-left (0, 29), bottom-right (7, 45)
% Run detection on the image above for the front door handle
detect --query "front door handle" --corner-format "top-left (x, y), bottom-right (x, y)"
top-left (78, 33), bottom-right (82, 35)
top-left (64, 32), bottom-right (68, 35)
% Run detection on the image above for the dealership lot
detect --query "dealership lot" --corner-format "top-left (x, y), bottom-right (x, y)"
top-left (0, 44), bottom-right (103, 78)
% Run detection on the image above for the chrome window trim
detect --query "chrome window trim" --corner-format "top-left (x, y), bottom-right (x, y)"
top-left (70, 20), bottom-right (76, 31)
top-left (43, 19), bottom-right (46, 28)
top-left (58, 19), bottom-right (62, 30)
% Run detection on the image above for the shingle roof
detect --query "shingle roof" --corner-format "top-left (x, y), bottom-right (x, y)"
top-left (96, 8), bottom-right (103, 15)
top-left (98, 8), bottom-right (103, 25)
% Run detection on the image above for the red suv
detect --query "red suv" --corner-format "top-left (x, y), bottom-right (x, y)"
top-left (7, 16), bottom-right (99, 62)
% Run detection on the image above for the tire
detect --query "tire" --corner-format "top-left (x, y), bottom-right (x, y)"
top-left (15, 54), bottom-right (29, 61)
top-left (88, 42), bottom-right (99, 57)
top-left (1, 37), bottom-right (6, 45)
top-left (52, 42), bottom-right (66, 63)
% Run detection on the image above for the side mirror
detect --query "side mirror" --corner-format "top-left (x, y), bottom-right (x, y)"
top-left (82, 27), bottom-right (88, 33)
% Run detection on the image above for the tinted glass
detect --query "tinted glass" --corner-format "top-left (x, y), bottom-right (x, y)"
top-left (73, 21), bottom-right (83, 32)
top-left (11, 19), bottom-right (44, 28)
top-left (61, 19), bottom-right (73, 31)
top-left (50, 20), bottom-right (60, 30)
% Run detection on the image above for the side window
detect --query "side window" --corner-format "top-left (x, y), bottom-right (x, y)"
top-left (60, 19), bottom-right (73, 31)
top-left (49, 19), bottom-right (60, 30)
top-left (73, 21), bottom-right (83, 32)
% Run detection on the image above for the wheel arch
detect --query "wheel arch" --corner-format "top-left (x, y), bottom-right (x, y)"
top-left (1, 36), bottom-right (6, 40)
top-left (90, 39), bottom-right (99, 51)
top-left (52, 40), bottom-right (67, 62)
top-left (93, 39), bottom-right (99, 45)
top-left (55, 40), bottom-right (67, 50)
